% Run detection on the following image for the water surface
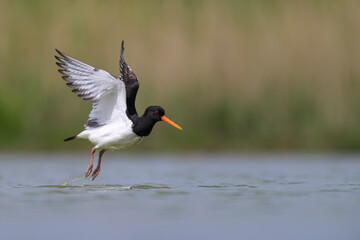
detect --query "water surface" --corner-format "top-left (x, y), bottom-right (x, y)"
top-left (0, 153), bottom-right (359, 240)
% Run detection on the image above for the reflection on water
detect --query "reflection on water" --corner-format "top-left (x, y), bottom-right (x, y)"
top-left (0, 153), bottom-right (359, 240)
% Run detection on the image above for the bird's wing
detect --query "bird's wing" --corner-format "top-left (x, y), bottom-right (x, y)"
top-left (55, 49), bottom-right (128, 128)
top-left (119, 41), bottom-right (139, 116)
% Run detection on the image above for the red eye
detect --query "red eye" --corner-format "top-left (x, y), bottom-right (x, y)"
top-left (155, 110), bottom-right (159, 114)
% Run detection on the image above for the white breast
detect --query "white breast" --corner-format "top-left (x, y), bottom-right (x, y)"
top-left (77, 118), bottom-right (141, 150)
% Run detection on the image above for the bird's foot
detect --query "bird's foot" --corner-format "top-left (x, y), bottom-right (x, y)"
top-left (85, 164), bottom-right (93, 177)
top-left (92, 167), bottom-right (100, 181)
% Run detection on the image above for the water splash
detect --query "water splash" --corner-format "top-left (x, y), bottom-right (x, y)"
top-left (60, 176), bottom-right (86, 187)
top-left (60, 175), bottom-right (97, 187)
top-left (80, 177), bottom-right (92, 187)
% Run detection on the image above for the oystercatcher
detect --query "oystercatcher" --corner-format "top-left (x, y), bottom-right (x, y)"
top-left (55, 41), bottom-right (182, 180)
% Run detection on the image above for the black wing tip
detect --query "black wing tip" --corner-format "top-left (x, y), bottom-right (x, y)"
top-left (56, 61), bottom-right (64, 68)
top-left (119, 40), bottom-right (126, 76)
top-left (64, 135), bottom-right (77, 142)
top-left (55, 48), bottom-right (64, 57)
top-left (55, 54), bottom-right (66, 66)
top-left (121, 40), bottom-right (125, 57)
top-left (62, 75), bottom-right (70, 82)
top-left (55, 48), bottom-right (71, 61)
top-left (55, 55), bottom-right (62, 62)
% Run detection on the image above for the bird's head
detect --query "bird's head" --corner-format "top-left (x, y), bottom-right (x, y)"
top-left (145, 106), bottom-right (182, 130)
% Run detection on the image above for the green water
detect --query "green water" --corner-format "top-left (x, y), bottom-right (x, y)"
top-left (0, 153), bottom-right (359, 240)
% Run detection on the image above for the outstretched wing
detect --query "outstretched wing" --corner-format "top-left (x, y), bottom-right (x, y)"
top-left (55, 49), bottom-right (127, 128)
top-left (119, 41), bottom-right (139, 116)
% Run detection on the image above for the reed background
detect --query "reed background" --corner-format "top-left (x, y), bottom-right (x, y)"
top-left (0, 0), bottom-right (359, 151)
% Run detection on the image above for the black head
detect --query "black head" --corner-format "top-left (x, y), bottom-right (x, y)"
top-left (131, 106), bottom-right (164, 137)
top-left (144, 106), bottom-right (165, 121)
top-left (132, 106), bottom-right (182, 137)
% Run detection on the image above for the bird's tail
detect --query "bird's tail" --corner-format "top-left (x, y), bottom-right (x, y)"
top-left (64, 135), bottom-right (77, 142)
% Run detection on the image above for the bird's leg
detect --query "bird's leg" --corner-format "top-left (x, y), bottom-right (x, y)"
top-left (92, 149), bottom-right (105, 180)
top-left (85, 147), bottom-right (96, 177)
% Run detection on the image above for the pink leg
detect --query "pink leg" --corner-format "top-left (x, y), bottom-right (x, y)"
top-left (92, 149), bottom-right (105, 180)
top-left (85, 147), bottom-right (96, 177)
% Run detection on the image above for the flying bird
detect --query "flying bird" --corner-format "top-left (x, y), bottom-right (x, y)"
top-left (55, 41), bottom-right (182, 180)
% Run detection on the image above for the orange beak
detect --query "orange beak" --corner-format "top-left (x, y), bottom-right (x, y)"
top-left (161, 116), bottom-right (183, 130)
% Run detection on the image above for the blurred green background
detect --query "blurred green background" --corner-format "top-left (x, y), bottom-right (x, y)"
top-left (0, 0), bottom-right (360, 151)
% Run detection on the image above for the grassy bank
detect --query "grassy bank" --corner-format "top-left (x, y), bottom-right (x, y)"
top-left (0, 0), bottom-right (360, 151)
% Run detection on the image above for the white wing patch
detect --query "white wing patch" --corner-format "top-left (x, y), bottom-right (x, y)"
top-left (55, 49), bottom-right (128, 128)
